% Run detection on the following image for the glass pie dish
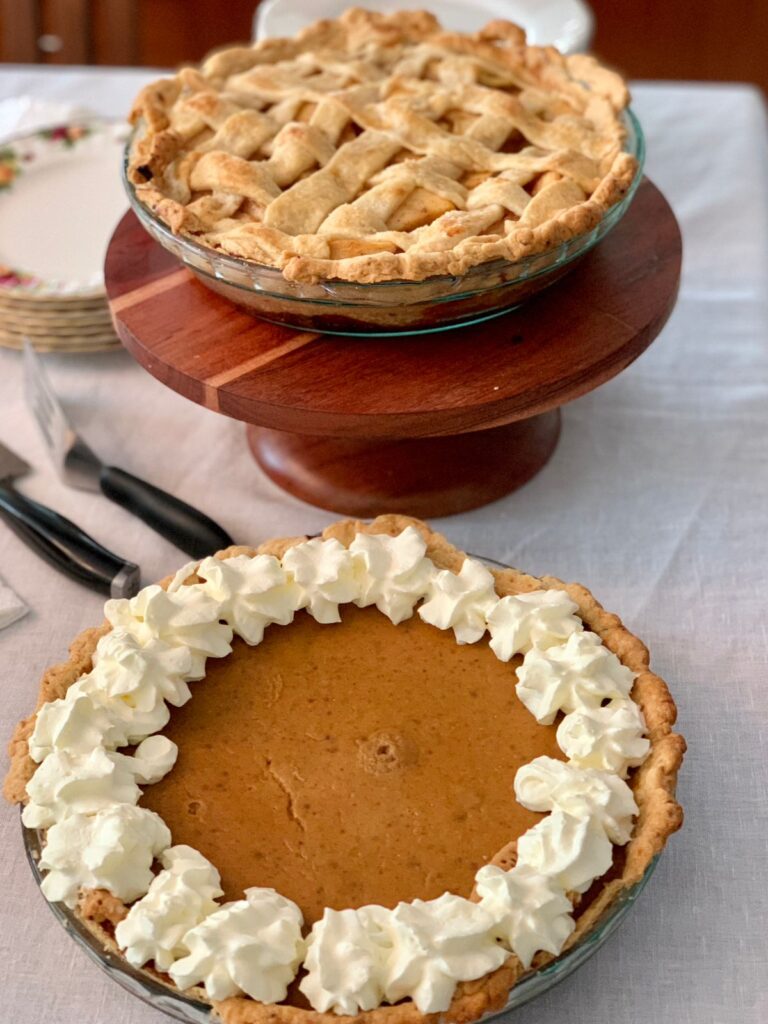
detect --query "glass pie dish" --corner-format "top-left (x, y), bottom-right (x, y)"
top-left (122, 110), bottom-right (644, 338)
top-left (22, 813), bottom-right (658, 1023)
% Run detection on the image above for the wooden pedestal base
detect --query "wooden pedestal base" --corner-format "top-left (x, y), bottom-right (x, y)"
top-left (247, 410), bottom-right (561, 517)
top-left (107, 179), bottom-right (682, 518)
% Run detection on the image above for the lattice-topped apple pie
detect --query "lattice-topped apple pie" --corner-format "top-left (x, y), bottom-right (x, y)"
top-left (127, 8), bottom-right (637, 284)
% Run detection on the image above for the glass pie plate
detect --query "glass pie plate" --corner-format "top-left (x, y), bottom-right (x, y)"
top-left (22, 815), bottom-right (658, 1023)
top-left (122, 110), bottom-right (644, 337)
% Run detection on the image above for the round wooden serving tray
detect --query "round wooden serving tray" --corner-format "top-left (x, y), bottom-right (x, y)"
top-left (106, 179), bottom-right (681, 518)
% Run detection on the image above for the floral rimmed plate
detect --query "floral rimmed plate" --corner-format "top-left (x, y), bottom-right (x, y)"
top-left (0, 119), bottom-right (129, 300)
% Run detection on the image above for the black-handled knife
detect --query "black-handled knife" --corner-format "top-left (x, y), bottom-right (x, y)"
top-left (23, 342), bottom-right (234, 559)
top-left (99, 465), bottom-right (232, 559)
top-left (0, 441), bottom-right (140, 598)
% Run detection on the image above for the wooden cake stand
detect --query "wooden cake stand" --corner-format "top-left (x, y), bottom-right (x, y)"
top-left (106, 180), bottom-right (681, 518)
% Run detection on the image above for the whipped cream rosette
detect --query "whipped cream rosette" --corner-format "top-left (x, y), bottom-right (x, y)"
top-left (191, 554), bottom-right (302, 644)
top-left (116, 845), bottom-right (224, 971)
top-left (300, 906), bottom-right (390, 1015)
top-left (515, 630), bottom-right (635, 724)
top-left (168, 887), bottom-right (305, 1002)
top-left (418, 557), bottom-right (498, 643)
top-left (556, 698), bottom-right (650, 776)
top-left (487, 589), bottom-right (583, 661)
top-left (350, 527), bottom-right (435, 624)
top-left (38, 804), bottom-right (171, 907)
top-left (22, 736), bottom-right (177, 829)
top-left (475, 863), bottom-right (575, 968)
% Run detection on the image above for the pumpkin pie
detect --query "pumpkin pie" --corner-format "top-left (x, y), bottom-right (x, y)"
top-left (5, 515), bottom-right (685, 1023)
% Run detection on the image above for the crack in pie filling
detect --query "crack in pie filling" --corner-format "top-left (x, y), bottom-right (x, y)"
top-left (5, 515), bottom-right (684, 1024)
top-left (127, 8), bottom-right (638, 284)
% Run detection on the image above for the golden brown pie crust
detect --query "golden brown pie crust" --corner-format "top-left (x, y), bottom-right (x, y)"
top-left (127, 9), bottom-right (638, 284)
top-left (4, 515), bottom-right (685, 1024)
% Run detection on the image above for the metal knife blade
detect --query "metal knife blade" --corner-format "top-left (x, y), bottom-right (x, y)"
top-left (0, 439), bottom-right (140, 597)
top-left (23, 341), bottom-right (101, 492)
top-left (0, 442), bottom-right (30, 483)
top-left (23, 340), bottom-right (234, 558)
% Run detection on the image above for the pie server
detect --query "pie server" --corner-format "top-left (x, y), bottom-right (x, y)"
top-left (0, 440), bottom-right (140, 598)
top-left (23, 342), bottom-right (234, 559)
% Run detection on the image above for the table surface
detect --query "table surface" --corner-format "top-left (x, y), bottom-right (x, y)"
top-left (0, 67), bottom-right (766, 1024)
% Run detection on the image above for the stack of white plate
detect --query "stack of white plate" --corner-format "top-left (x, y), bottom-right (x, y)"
top-left (255, 0), bottom-right (594, 53)
top-left (0, 118), bottom-right (129, 353)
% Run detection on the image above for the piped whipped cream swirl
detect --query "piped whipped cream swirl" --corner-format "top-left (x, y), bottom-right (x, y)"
top-left (28, 628), bottom-right (196, 762)
top-left (515, 630), bottom-right (635, 724)
top-left (487, 590), bottom-right (582, 661)
top-left (30, 674), bottom-right (171, 762)
top-left (38, 804), bottom-right (171, 907)
top-left (301, 894), bottom-right (506, 1015)
top-left (516, 810), bottom-right (614, 894)
top-left (22, 736), bottom-right (177, 829)
top-left (192, 554), bottom-right (302, 644)
top-left (92, 627), bottom-right (197, 704)
top-left (515, 756), bottom-right (638, 845)
top-left (380, 894), bottom-right (507, 1012)
top-left (300, 906), bottom-right (390, 1014)
top-left (282, 538), bottom-right (359, 623)
top-left (168, 888), bottom-right (305, 1002)
top-left (115, 845), bottom-right (224, 971)
top-left (557, 698), bottom-right (649, 777)
top-left (350, 526), bottom-right (434, 624)
top-left (105, 584), bottom-right (233, 676)
top-left (419, 557), bottom-right (497, 643)
top-left (475, 863), bottom-right (575, 968)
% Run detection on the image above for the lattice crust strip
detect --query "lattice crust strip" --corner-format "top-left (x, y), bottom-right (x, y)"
top-left (128, 9), bottom-right (638, 284)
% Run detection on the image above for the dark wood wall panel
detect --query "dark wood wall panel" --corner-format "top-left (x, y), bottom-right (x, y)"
top-left (92, 0), bottom-right (138, 67)
top-left (0, 0), bottom-right (38, 63)
top-left (39, 0), bottom-right (89, 64)
top-left (135, 0), bottom-right (253, 67)
top-left (0, 0), bottom-right (766, 96)
top-left (590, 0), bottom-right (767, 91)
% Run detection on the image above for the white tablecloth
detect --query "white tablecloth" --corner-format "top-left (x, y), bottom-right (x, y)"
top-left (0, 67), bottom-right (766, 1023)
